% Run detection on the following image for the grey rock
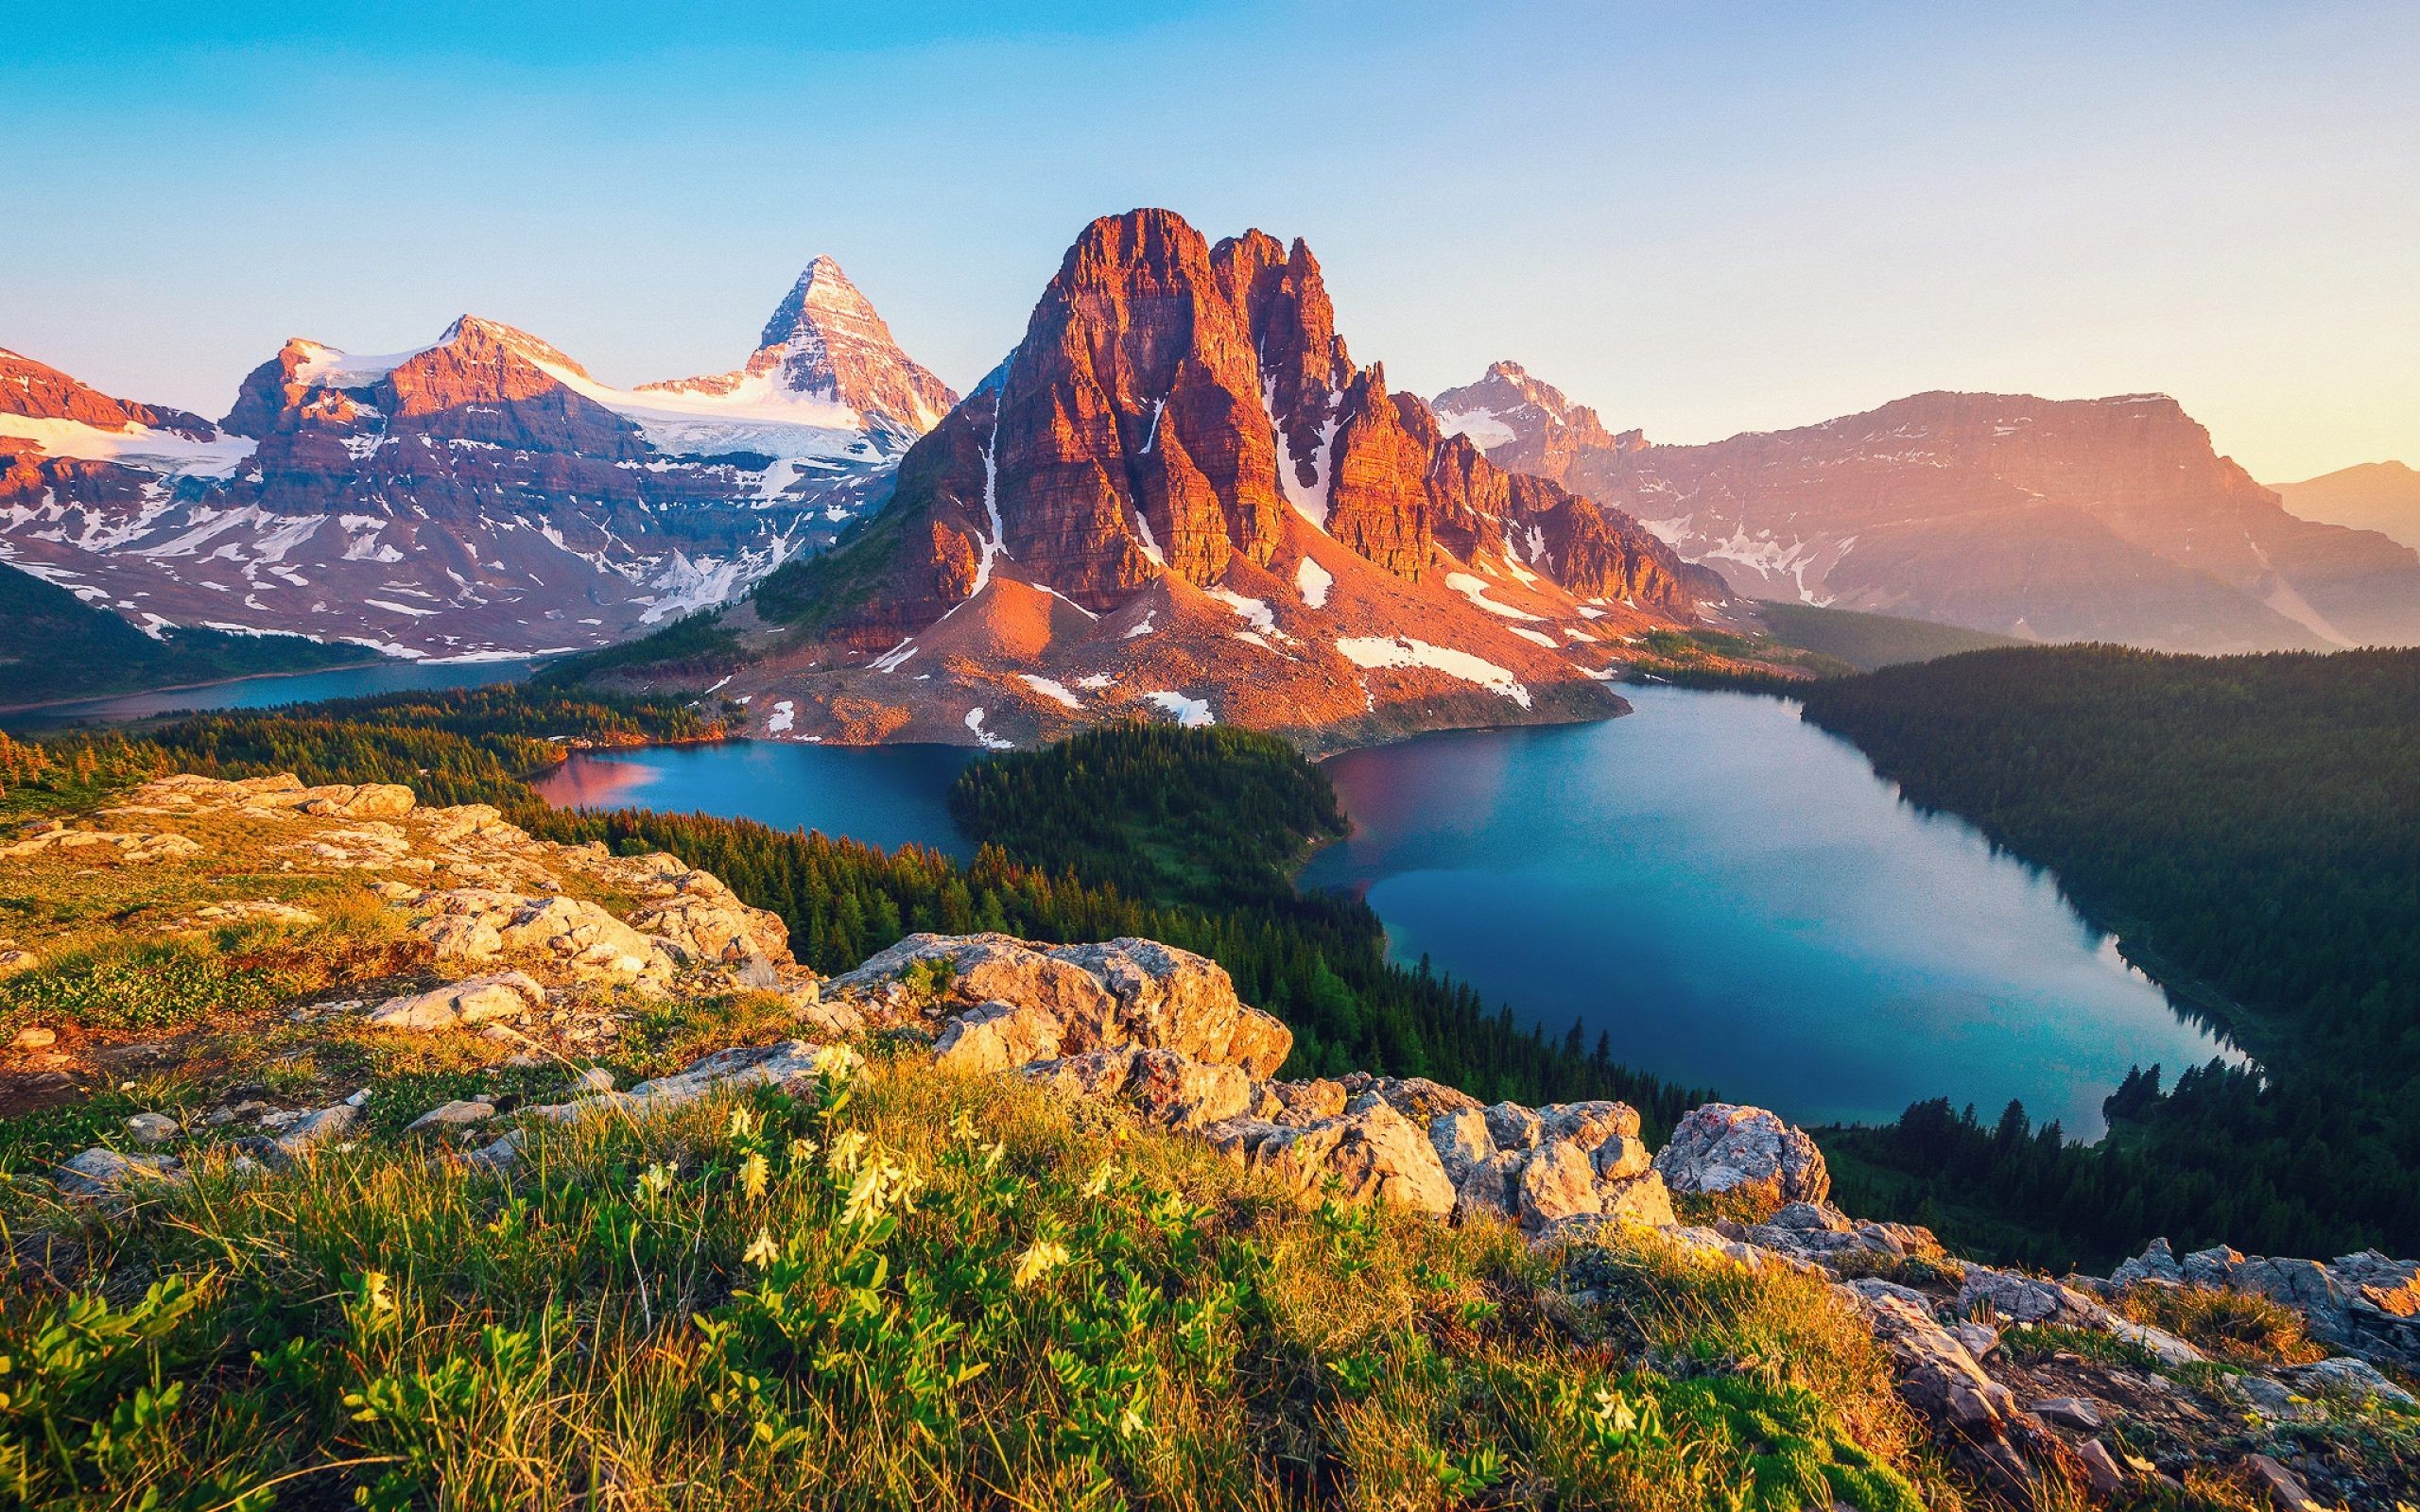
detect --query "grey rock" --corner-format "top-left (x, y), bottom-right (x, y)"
top-left (406, 1100), bottom-right (497, 1135)
top-left (123, 1112), bottom-right (182, 1144)
top-left (1651, 1102), bottom-right (1830, 1206)
top-left (56, 1146), bottom-right (182, 1196)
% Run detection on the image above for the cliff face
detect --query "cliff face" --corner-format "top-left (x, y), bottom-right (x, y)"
top-left (1436, 370), bottom-right (2420, 654)
top-left (698, 210), bottom-right (1702, 749)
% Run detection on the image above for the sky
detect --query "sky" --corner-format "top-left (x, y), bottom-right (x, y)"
top-left (4, 1), bottom-right (2413, 482)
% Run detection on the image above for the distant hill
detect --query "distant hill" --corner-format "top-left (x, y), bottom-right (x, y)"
top-left (0, 563), bottom-right (381, 706)
top-left (1433, 362), bottom-right (2420, 654)
top-left (2273, 461), bottom-right (2420, 550)
top-left (1745, 600), bottom-right (2024, 671)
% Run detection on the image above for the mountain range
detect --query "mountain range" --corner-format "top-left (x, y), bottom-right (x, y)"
top-left (0, 257), bottom-right (952, 661)
top-left (1432, 362), bottom-right (2420, 653)
top-left (582, 209), bottom-right (1717, 749)
top-left (9, 217), bottom-right (2418, 729)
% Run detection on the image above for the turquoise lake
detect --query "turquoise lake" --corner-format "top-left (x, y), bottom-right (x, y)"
top-left (1298, 686), bottom-right (2236, 1133)
top-left (527, 685), bottom-right (2232, 1133)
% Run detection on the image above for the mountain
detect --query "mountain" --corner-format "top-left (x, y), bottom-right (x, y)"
top-left (589, 210), bottom-right (1708, 749)
top-left (642, 255), bottom-right (956, 450)
top-left (1434, 363), bottom-right (2420, 654)
top-left (2274, 460), bottom-right (2420, 550)
top-left (0, 262), bottom-right (951, 664)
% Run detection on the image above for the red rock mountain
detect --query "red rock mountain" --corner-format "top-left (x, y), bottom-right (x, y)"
top-left (631, 210), bottom-right (1703, 749)
top-left (1434, 369), bottom-right (2420, 653)
top-left (0, 262), bottom-right (951, 660)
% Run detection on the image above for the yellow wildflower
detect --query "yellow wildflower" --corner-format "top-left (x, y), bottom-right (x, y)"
top-left (738, 1151), bottom-right (770, 1202)
top-left (743, 1228), bottom-right (780, 1267)
top-left (1012, 1239), bottom-right (1071, 1290)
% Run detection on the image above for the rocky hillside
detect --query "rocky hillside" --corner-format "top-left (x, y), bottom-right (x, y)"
top-left (579, 210), bottom-right (1721, 751)
top-left (0, 262), bottom-right (950, 662)
top-left (1434, 364), bottom-right (2420, 654)
top-left (4, 773), bottom-right (2412, 1507)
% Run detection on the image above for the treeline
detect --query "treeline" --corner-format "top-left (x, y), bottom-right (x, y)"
top-left (1801, 644), bottom-right (2420, 1262)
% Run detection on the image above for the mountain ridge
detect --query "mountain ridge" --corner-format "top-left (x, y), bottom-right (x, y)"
top-left (0, 260), bottom-right (950, 665)
top-left (1433, 367), bottom-right (2420, 655)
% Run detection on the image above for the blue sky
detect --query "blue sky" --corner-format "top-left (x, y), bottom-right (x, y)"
top-left (5, 1), bottom-right (2413, 479)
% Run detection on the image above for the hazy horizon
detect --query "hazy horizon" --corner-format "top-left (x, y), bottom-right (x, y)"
top-left (5, 1), bottom-right (2413, 481)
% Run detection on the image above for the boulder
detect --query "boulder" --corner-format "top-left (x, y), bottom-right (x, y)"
top-left (56, 1147), bottom-right (182, 1197)
top-left (1208, 1099), bottom-right (1455, 1217)
top-left (1651, 1103), bottom-right (1830, 1208)
top-left (626, 885), bottom-right (794, 969)
top-left (367, 971), bottom-right (546, 1032)
top-left (933, 998), bottom-right (1064, 1074)
top-left (1517, 1140), bottom-right (1602, 1228)
top-left (2110, 1236), bottom-right (2186, 1289)
top-left (406, 1100), bottom-right (497, 1136)
top-left (1483, 1102), bottom-right (1545, 1150)
top-left (1023, 1047), bottom-right (1253, 1130)
top-left (1333, 1073), bottom-right (1482, 1122)
top-left (830, 934), bottom-right (1291, 1075)
top-left (274, 1102), bottom-right (360, 1161)
top-left (1958, 1264), bottom-right (2115, 1329)
top-left (297, 782), bottom-right (417, 818)
top-left (124, 1111), bottom-right (182, 1144)
top-left (519, 1040), bottom-right (835, 1125)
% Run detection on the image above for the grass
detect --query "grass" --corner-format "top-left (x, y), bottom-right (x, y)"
top-left (2117, 1284), bottom-right (2329, 1368)
top-left (0, 1054), bottom-right (1942, 1511)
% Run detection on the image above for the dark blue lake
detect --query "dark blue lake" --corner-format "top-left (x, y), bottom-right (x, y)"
top-left (1297, 686), bottom-right (2237, 1134)
top-left (533, 741), bottom-right (977, 860)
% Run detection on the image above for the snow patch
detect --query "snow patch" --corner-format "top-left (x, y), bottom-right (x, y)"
top-left (1294, 556), bottom-right (1333, 609)
top-left (766, 699), bottom-right (796, 734)
top-left (1336, 636), bottom-right (1531, 708)
top-left (963, 707), bottom-right (1012, 750)
top-left (1444, 571), bottom-right (1542, 621)
top-left (1018, 674), bottom-right (1081, 708)
top-left (1142, 691), bottom-right (1215, 728)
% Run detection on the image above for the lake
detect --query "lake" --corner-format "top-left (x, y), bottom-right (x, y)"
top-left (52, 656), bottom-right (2229, 1132)
top-left (2, 658), bottom-right (542, 730)
top-left (533, 742), bottom-right (977, 860)
top-left (1297, 686), bottom-right (2237, 1134)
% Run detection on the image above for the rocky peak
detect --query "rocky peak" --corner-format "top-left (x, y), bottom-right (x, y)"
top-left (849, 208), bottom-right (1695, 618)
top-left (1432, 360), bottom-right (1645, 469)
top-left (635, 254), bottom-right (959, 444)
top-left (0, 346), bottom-right (216, 439)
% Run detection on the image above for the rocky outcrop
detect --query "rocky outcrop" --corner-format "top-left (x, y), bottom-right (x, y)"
top-left (367, 971), bottom-right (548, 1031)
top-left (825, 932), bottom-right (1292, 1077)
top-left (2108, 1239), bottom-right (2420, 1370)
